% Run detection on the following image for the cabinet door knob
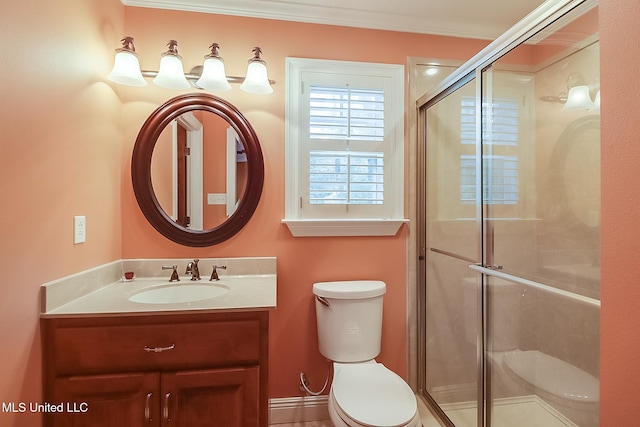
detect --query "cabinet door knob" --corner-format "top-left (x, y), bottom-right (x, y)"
top-left (143, 344), bottom-right (175, 353)
top-left (145, 392), bottom-right (152, 422)
top-left (163, 392), bottom-right (171, 422)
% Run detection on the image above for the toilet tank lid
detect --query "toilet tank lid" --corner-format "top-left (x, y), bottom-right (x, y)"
top-left (313, 281), bottom-right (386, 299)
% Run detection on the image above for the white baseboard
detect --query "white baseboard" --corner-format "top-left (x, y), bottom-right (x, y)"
top-left (269, 395), bottom-right (330, 424)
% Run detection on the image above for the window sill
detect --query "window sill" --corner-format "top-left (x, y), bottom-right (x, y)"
top-left (282, 219), bottom-right (409, 237)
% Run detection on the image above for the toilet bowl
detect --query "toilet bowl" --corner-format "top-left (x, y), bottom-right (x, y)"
top-left (314, 281), bottom-right (421, 427)
top-left (502, 349), bottom-right (599, 407)
top-left (462, 277), bottom-right (599, 425)
top-left (329, 362), bottom-right (421, 427)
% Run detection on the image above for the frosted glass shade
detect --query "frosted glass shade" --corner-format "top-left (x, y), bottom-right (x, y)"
top-left (240, 61), bottom-right (273, 94)
top-left (196, 57), bottom-right (231, 91)
top-left (590, 90), bottom-right (601, 110)
top-left (107, 51), bottom-right (147, 86)
top-left (562, 85), bottom-right (595, 111)
top-left (153, 55), bottom-right (190, 89)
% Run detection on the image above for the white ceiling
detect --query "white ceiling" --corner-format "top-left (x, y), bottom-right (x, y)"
top-left (122, 0), bottom-right (549, 40)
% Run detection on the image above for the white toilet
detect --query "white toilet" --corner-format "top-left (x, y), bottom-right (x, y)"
top-left (462, 277), bottom-right (599, 426)
top-left (313, 280), bottom-right (422, 427)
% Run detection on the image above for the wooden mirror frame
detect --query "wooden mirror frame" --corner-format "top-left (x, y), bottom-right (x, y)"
top-left (132, 93), bottom-right (264, 247)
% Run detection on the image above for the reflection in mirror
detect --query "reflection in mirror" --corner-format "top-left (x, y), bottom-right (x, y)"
top-left (551, 116), bottom-right (600, 229)
top-left (151, 111), bottom-right (248, 231)
top-left (477, 4), bottom-right (601, 298)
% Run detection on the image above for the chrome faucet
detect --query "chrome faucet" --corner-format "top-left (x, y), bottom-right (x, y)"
top-left (185, 259), bottom-right (201, 281)
top-left (209, 265), bottom-right (227, 281)
top-left (162, 265), bottom-right (180, 282)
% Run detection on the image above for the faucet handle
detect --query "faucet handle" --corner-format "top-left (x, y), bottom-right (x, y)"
top-left (162, 265), bottom-right (180, 282)
top-left (209, 265), bottom-right (227, 281)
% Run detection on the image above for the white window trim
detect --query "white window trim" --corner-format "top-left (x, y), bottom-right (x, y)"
top-left (283, 57), bottom-right (408, 237)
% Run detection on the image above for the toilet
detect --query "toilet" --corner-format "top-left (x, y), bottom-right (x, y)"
top-left (313, 280), bottom-right (422, 427)
top-left (462, 277), bottom-right (599, 425)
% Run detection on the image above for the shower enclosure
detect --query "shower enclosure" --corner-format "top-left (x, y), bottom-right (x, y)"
top-left (416, 1), bottom-right (600, 426)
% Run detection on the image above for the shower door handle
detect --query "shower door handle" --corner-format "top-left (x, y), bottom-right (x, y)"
top-left (473, 262), bottom-right (503, 270)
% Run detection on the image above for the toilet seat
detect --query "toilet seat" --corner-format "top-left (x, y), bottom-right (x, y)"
top-left (332, 363), bottom-right (417, 427)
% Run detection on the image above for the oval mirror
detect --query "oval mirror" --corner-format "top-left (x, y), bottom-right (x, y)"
top-left (549, 115), bottom-right (600, 229)
top-left (132, 93), bottom-right (264, 247)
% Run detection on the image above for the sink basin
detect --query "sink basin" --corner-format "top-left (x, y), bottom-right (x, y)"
top-left (129, 283), bottom-right (229, 304)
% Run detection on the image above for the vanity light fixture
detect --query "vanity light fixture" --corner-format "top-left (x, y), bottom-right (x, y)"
top-left (196, 43), bottom-right (232, 92)
top-left (107, 36), bottom-right (274, 94)
top-left (107, 37), bottom-right (147, 86)
top-left (591, 90), bottom-right (601, 110)
top-left (239, 47), bottom-right (273, 94)
top-left (562, 73), bottom-right (596, 111)
top-left (540, 72), bottom-right (599, 111)
top-left (153, 40), bottom-right (191, 89)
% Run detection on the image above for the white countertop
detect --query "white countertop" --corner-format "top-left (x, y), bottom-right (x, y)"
top-left (41, 274), bottom-right (277, 318)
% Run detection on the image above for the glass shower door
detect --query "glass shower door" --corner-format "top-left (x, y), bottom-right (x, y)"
top-left (418, 2), bottom-right (600, 427)
top-left (482, 5), bottom-right (600, 426)
top-left (421, 75), bottom-right (483, 427)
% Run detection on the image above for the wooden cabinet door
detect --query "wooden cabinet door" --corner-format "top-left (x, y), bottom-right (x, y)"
top-left (161, 366), bottom-right (260, 427)
top-left (48, 372), bottom-right (159, 427)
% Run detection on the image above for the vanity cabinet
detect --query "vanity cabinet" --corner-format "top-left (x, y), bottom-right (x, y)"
top-left (41, 311), bottom-right (268, 427)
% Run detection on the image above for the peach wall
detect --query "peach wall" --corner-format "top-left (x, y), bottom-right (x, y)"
top-left (599, 1), bottom-right (640, 425)
top-left (201, 111), bottom-right (232, 227)
top-left (118, 7), bottom-right (489, 398)
top-left (0, 0), bottom-right (124, 425)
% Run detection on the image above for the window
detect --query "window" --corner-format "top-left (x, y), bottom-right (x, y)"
top-left (284, 58), bottom-right (406, 236)
top-left (309, 150), bottom-right (384, 205)
top-left (460, 96), bottom-right (520, 206)
top-left (309, 86), bottom-right (385, 141)
top-left (460, 155), bottom-right (519, 205)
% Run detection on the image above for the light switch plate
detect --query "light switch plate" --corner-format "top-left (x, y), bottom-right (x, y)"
top-left (207, 193), bottom-right (227, 205)
top-left (74, 215), bottom-right (86, 244)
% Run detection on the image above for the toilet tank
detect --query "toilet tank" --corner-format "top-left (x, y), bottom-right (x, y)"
top-left (313, 280), bottom-right (386, 363)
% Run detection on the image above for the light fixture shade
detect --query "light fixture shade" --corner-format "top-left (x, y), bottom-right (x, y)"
top-left (425, 67), bottom-right (439, 76)
top-left (562, 85), bottom-right (595, 111)
top-left (108, 51), bottom-right (147, 86)
top-left (153, 40), bottom-right (191, 89)
top-left (196, 44), bottom-right (231, 91)
top-left (240, 47), bottom-right (273, 94)
top-left (107, 37), bottom-right (147, 86)
top-left (590, 90), bottom-right (601, 110)
top-left (154, 55), bottom-right (190, 89)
